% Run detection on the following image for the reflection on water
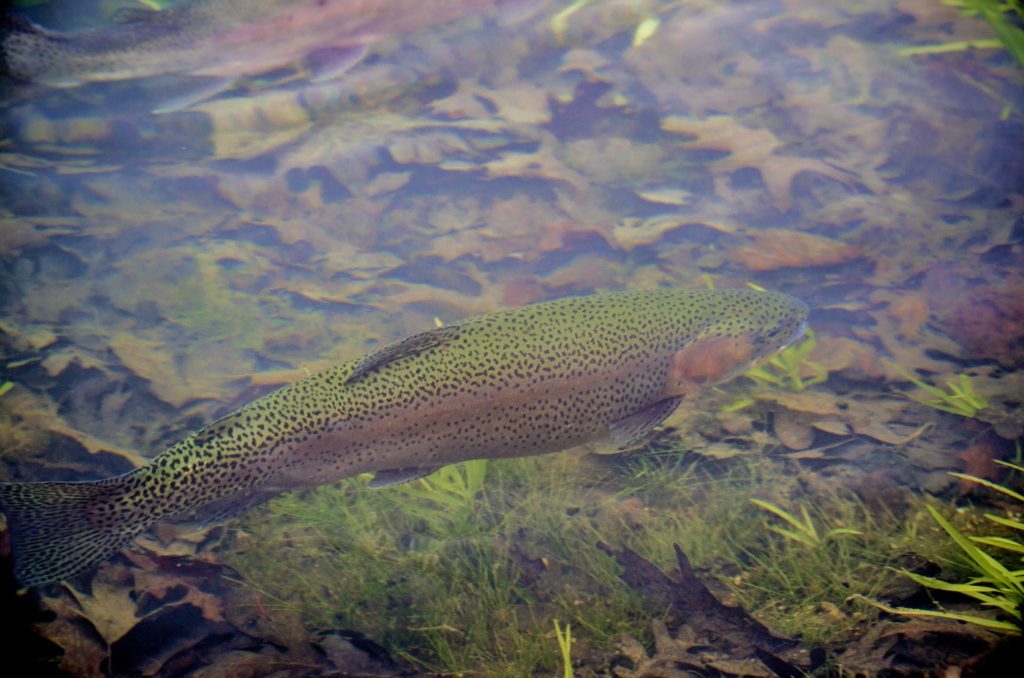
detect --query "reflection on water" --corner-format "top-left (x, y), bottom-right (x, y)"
top-left (1, 0), bottom-right (1022, 675)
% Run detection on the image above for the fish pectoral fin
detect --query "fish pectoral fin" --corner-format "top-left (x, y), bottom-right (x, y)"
top-left (306, 45), bottom-right (370, 82)
top-left (346, 325), bottom-right (462, 385)
top-left (609, 396), bottom-right (683, 450)
top-left (369, 466), bottom-right (442, 488)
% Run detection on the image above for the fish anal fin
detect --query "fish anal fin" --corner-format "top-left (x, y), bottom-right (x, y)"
top-left (668, 335), bottom-right (757, 394)
top-left (369, 466), bottom-right (442, 488)
top-left (346, 325), bottom-right (461, 385)
top-left (609, 397), bottom-right (682, 450)
top-left (307, 44), bottom-right (369, 82)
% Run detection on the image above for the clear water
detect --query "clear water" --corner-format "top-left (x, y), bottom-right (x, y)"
top-left (1, 0), bottom-right (1022, 675)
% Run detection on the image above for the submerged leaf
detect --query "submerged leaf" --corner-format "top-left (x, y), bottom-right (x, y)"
top-left (730, 229), bottom-right (864, 271)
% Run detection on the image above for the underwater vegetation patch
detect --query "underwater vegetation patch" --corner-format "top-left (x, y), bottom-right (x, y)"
top-left (223, 451), bottom-right (962, 673)
top-left (740, 328), bottom-right (827, 394)
top-left (890, 362), bottom-right (990, 419)
top-left (872, 455), bottom-right (1024, 633)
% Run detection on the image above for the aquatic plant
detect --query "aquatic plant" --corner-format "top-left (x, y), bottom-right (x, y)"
top-left (553, 619), bottom-right (574, 678)
top-left (226, 450), bottom-right (957, 670)
top-left (890, 363), bottom-right (989, 418)
top-left (728, 487), bottom-right (938, 644)
top-left (899, 1), bottom-right (1024, 69)
top-left (952, 0), bottom-right (1024, 68)
top-left (876, 460), bottom-right (1024, 633)
top-left (394, 459), bottom-right (489, 539)
top-left (743, 328), bottom-right (827, 393)
top-left (750, 498), bottom-right (863, 547)
top-left (168, 258), bottom-right (259, 344)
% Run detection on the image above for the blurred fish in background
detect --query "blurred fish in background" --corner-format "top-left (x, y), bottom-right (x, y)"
top-left (0, 0), bottom-right (546, 110)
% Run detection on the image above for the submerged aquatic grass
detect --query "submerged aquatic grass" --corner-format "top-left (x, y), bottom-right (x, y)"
top-left (223, 447), bottom-right (954, 672)
top-left (553, 619), bottom-right (574, 678)
top-left (742, 328), bottom-right (827, 393)
top-left (750, 498), bottom-right (863, 547)
top-left (899, 1), bottom-right (1024, 69)
top-left (889, 363), bottom-right (989, 418)
top-left (876, 460), bottom-right (1024, 633)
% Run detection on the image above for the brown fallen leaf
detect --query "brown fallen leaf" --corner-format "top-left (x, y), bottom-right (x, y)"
top-left (852, 417), bottom-right (930, 446)
top-left (810, 335), bottom-right (882, 381)
top-left (558, 48), bottom-right (612, 81)
top-left (661, 115), bottom-right (853, 211)
top-left (539, 253), bottom-right (623, 292)
top-left (49, 422), bottom-right (148, 468)
top-left (478, 82), bottom-right (552, 125)
top-left (389, 130), bottom-right (473, 165)
top-left (0, 216), bottom-right (80, 253)
top-left (34, 611), bottom-right (107, 677)
top-left (41, 347), bottom-right (109, 377)
top-left (730, 228), bottom-right (863, 271)
top-left (773, 410), bottom-right (814, 450)
top-left (957, 433), bottom-right (1007, 493)
top-left (132, 565), bottom-right (226, 625)
top-left (758, 390), bottom-right (842, 416)
top-left (483, 135), bottom-right (589, 191)
top-left (889, 294), bottom-right (932, 341)
top-left (246, 362), bottom-right (334, 388)
top-left (611, 216), bottom-right (734, 252)
top-left (501, 276), bottom-right (549, 307)
top-left (194, 90), bottom-right (312, 160)
top-left (869, 290), bottom-right (932, 341)
top-left (811, 419), bottom-right (852, 436)
top-left (2, 323), bottom-right (58, 351)
top-left (55, 565), bottom-right (140, 646)
top-left (429, 80), bottom-right (495, 120)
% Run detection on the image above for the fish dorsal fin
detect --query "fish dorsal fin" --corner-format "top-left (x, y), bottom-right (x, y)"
top-left (609, 397), bottom-right (683, 449)
top-left (346, 325), bottom-right (461, 385)
top-left (369, 465), bottom-right (442, 488)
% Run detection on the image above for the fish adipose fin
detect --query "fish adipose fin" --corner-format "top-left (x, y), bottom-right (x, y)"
top-left (0, 473), bottom-right (149, 587)
top-left (369, 466), bottom-right (442, 488)
top-left (346, 325), bottom-right (462, 385)
top-left (609, 396), bottom-right (683, 449)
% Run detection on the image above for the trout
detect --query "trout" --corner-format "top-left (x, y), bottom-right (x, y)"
top-left (1, 0), bottom-right (536, 108)
top-left (0, 289), bottom-right (807, 587)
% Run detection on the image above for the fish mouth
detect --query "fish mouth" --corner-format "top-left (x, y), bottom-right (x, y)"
top-left (779, 319), bottom-right (809, 351)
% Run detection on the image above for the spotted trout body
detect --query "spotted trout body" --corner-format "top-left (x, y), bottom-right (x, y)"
top-left (0, 289), bottom-right (807, 586)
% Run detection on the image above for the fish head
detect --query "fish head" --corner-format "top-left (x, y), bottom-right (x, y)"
top-left (665, 290), bottom-right (809, 394)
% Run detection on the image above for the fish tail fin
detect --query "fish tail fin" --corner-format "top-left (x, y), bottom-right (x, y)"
top-left (0, 472), bottom-right (151, 587)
